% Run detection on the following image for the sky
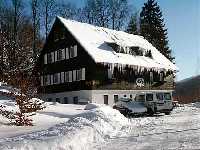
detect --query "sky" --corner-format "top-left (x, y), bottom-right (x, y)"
top-left (68, 0), bottom-right (200, 81)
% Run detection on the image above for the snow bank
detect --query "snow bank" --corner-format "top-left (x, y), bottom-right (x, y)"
top-left (0, 105), bottom-right (131, 150)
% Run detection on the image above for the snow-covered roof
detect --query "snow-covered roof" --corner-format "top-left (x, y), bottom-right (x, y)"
top-left (57, 16), bottom-right (178, 72)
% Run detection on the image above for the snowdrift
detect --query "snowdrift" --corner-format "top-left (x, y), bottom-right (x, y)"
top-left (0, 104), bottom-right (131, 150)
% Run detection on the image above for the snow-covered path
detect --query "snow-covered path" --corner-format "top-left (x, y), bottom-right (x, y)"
top-left (97, 105), bottom-right (200, 150)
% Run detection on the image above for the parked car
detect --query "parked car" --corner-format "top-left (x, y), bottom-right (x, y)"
top-left (113, 97), bottom-right (147, 116)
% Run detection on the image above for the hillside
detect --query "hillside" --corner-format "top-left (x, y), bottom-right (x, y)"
top-left (174, 75), bottom-right (200, 103)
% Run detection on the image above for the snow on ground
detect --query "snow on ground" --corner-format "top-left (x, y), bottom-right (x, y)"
top-left (1, 95), bottom-right (200, 150)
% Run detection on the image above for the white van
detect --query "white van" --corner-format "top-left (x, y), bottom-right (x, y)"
top-left (135, 92), bottom-right (173, 115)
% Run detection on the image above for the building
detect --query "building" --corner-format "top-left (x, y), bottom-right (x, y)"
top-left (38, 16), bottom-right (178, 105)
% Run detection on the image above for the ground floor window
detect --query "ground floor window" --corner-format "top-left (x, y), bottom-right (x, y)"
top-left (47, 98), bottom-right (52, 102)
top-left (104, 95), bottom-right (108, 105)
top-left (64, 97), bottom-right (68, 104)
top-left (73, 96), bottom-right (78, 104)
top-left (114, 95), bottom-right (118, 103)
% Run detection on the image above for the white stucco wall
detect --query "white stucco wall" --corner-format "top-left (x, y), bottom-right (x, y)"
top-left (40, 89), bottom-right (173, 106)
top-left (39, 90), bottom-right (92, 104)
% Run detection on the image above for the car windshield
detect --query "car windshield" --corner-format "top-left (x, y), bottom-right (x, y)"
top-left (146, 94), bottom-right (153, 101)
top-left (164, 93), bottom-right (172, 100)
top-left (119, 98), bottom-right (131, 102)
top-left (156, 93), bottom-right (163, 101)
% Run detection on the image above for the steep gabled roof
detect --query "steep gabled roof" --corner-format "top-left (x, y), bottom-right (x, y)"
top-left (57, 16), bottom-right (178, 72)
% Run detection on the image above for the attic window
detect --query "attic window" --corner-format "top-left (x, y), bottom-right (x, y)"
top-left (54, 28), bottom-right (65, 42)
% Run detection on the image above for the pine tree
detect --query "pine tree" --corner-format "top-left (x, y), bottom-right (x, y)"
top-left (126, 13), bottom-right (138, 35)
top-left (140, 0), bottom-right (174, 61)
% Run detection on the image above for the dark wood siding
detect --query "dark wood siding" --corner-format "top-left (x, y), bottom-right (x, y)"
top-left (38, 17), bottom-right (175, 94)
top-left (38, 18), bottom-right (96, 94)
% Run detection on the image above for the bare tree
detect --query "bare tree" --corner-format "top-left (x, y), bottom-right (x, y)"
top-left (31, 0), bottom-right (40, 63)
top-left (82, 0), bottom-right (129, 30)
top-left (40, 0), bottom-right (57, 40)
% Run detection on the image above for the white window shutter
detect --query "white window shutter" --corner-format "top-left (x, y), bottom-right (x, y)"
top-left (69, 71), bottom-right (72, 82)
top-left (82, 68), bottom-right (85, 80)
top-left (74, 45), bottom-right (77, 57)
top-left (44, 54), bottom-right (47, 64)
top-left (55, 51), bottom-right (57, 62)
top-left (73, 70), bottom-right (76, 81)
top-left (40, 76), bottom-right (43, 86)
top-left (61, 72), bottom-right (64, 83)
top-left (65, 48), bottom-right (69, 59)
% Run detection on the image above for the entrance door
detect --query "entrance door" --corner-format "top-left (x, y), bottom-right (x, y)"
top-left (114, 95), bottom-right (118, 103)
top-left (104, 95), bottom-right (108, 105)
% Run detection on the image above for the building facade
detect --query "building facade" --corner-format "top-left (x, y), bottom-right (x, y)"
top-left (38, 16), bottom-right (178, 106)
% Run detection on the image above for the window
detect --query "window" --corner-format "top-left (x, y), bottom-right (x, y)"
top-left (44, 54), bottom-right (47, 64)
top-left (53, 73), bottom-right (60, 84)
top-left (65, 71), bottom-right (72, 82)
top-left (65, 48), bottom-right (69, 59)
top-left (47, 52), bottom-right (54, 64)
top-left (74, 45), bottom-right (77, 57)
top-left (47, 53), bottom-right (52, 64)
top-left (146, 94), bottom-right (153, 101)
top-left (47, 98), bottom-right (52, 102)
top-left (64, 97), bottom-right (68, 104)
top-left (104, 95), bottom-right (108, 105)
top-left (130, 94), bottom-right (132, 99)
top-left (56, 98), bottom-right (60, 103)
top-left (70, 46), bottom-right (74, 58)
top-left (164, 93), bottom-right (172, 100)
top-left (44, 75), bottom-right (50, 86)
top-left (65, 71), bottom-right (70, 82)
top-left (114, 95), bottom-right (118, 103)
top-left (54, 30), bottom-right (59, 42)
top-left (69, 71), bottom-right (72, 82)
top-left (156, 93), bottom-right (164, 101)
top-left (76, 69), bottom-right (82, 81)
top-left (124, 95), bottom-right (127, 97)
top-left (73, 96), bottom-right (78, 104)
top-left (69, 45), bottom-right (78, 58)
top-left (81, 68), bottom-right (85, 80)
top-left (73, 70), bottom-right (76, 81)
top-left (57, 49), bottom-right (62, 61)
top-left (61, 72), bottom-right (65, 83)
top-left (135, 94), bottom-right (145, 102)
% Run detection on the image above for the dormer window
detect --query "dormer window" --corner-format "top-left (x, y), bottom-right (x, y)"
top-left (130, 46), bottom-right (143, 56)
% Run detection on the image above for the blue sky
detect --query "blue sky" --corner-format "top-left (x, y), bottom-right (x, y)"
top-left (69, 0), bottom-right (200, 81)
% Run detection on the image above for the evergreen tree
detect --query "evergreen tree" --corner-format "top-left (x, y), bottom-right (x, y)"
top-left (126, 13), bottom-right (138, 35)
top-left (140, 0), bottom-right (174, 61)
